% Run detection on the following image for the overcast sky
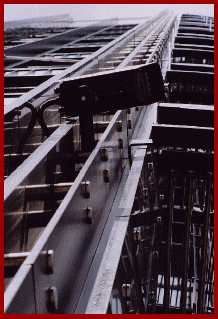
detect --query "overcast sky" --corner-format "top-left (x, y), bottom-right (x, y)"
top-left (4, 4), bottom-right (214, 22)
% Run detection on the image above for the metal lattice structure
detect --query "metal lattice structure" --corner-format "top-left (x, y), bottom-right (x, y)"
top-left (4, 11), bottom-right (214, 314)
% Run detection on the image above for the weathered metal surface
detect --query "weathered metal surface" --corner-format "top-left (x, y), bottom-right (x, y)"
top-left (85, 103), bottom-right (156, 313)
top-left (4, 122), bottom-right (74, 204)
top-left (85, 148), bottom-right (147, 314)
top-left (4, 264), bottom-right (36, 314)
top-left (4, 122), bottom-right (75, 254)
top-left (4, 108), bottom-right (128, 313)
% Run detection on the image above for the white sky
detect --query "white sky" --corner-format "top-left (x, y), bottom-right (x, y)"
top-left (4, 4), bottom-right (214, 22)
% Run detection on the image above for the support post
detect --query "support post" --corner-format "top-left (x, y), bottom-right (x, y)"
top-left (163, 170), bottom-right (175, 313)
top-left (197, 174), bottom-right (213, 314)
top-left (76, 85), bottom-right (95, 152)
top-left (180, 172), bottom-right (195, 313)
top-left (126, 224), bottom-right (145, 314)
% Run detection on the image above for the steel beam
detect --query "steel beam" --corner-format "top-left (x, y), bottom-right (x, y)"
top-left (85, 147), bottom-right (147, 314)
top-left (197, 175), bottom-right (213, 314)
top-left (180, 174), bottom-right (195, 313)
top-left (151, 124), bottom-right (214, 150)
top-left (5, 12), bottom-right (214, 314)
top-left (163, 171), bottom-right (175, 313)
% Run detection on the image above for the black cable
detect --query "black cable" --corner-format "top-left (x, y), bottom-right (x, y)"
top-left (16, 102), bottom-right (38, 154)
top-left (38, 97), bottom-right (61, 137)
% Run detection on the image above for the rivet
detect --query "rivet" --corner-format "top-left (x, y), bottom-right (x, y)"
top-left (118, 138), bottom-right (123, 149)
top-left (148, 291), bottom-right (156, 303)
top-left (143, 187), bottom-right (149, 198)
top-left (116, 120), bottom-right (122, 132)
top-left (58, 107), bottom-right (65, 114)
top-left (129, 310), bottom-right (135, 314)
top-left (47, 286), bottom-right (58, 312)
top-left (159, 194), bottom-right (164, 202)
top-left (85, 207), bottom-right (93, 224)
top-left (134, 231), bottom-right (141, 242)
top-left (103, 169), bottom-right (109, 183)
top-left (122, 284), bottom-right (131, 299)
top-left (100, 147), bottom-right (109, 162)
top-left (81, 181), bottom-right (90, 198)
top-left (153, 251), bottom-right (158, 258)
top-left (157, 216), bottom-right (162, 223)
top-left (46, 250), bottom-right (55, 274)
top-left (148, 162), bottom-right (154, 172)
top-left (128, 119), bottom-right (132, 129)
top-left (54, 87), bottom-right (60, 94)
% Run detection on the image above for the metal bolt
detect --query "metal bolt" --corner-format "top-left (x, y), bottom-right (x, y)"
top-left (122, 284), bottom-right (131, 299)
top-left (143, 187), bottom-right (149, 198)
top-left (47, 287), bottom-right (58, 312)
top-left (159, 194), bottom-right (164, 202)
top-left (135, 106), bottom-right (139, 111)
top-left (85, 207), bottom-right (93, 224)
top-left (116, 120), bottom-right (122, 132)
top-left (58, 107), bottom-right (65, 114)
top-left (100, 148), bottom-right (109, 162)
top-left (54, 87), bottom-right (60, 94)
top-left (118, 138), bottom-right (123, 149)
top-left (157, 216), bottom-right (162, 223)
top-left (153, 251), bottom-right (158, 258)
top-left (148, 162), bottom-right (154, 172)
top-left (81, 181), bottom-right (90, 198)
top-left (46, 250), bottom-right (55, 274)
top-left (129, 310), bottom-right (135, 314)
top-left (128, 119), bottom-right (132, 129)
top-left (134, 231), bottom-right (141, 242)
top-left (103, 169), bottom-right (109, 183)
top-left (148, 291), bottom-right (156, 303)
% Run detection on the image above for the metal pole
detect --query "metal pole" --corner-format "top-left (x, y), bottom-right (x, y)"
top-left (180, 173), bottom-right (195, 313)
top-left (191, 225), bottom-right (198, 312)
top-left (116, 261), bottom-right (129, 314)
top-left (197, 174), bottom-right (213, 313)
top-left (126, 224), bottom-right (145, 314)
top-left (163, 170), bottom-right (175, 313)
top-left (76, 85), bottom-right (95, 152)
top-left (205, 229), bottom-right (214, 312)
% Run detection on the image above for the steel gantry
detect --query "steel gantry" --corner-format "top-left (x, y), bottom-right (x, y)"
top-left (4, 11), bottom-right (214, 314)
